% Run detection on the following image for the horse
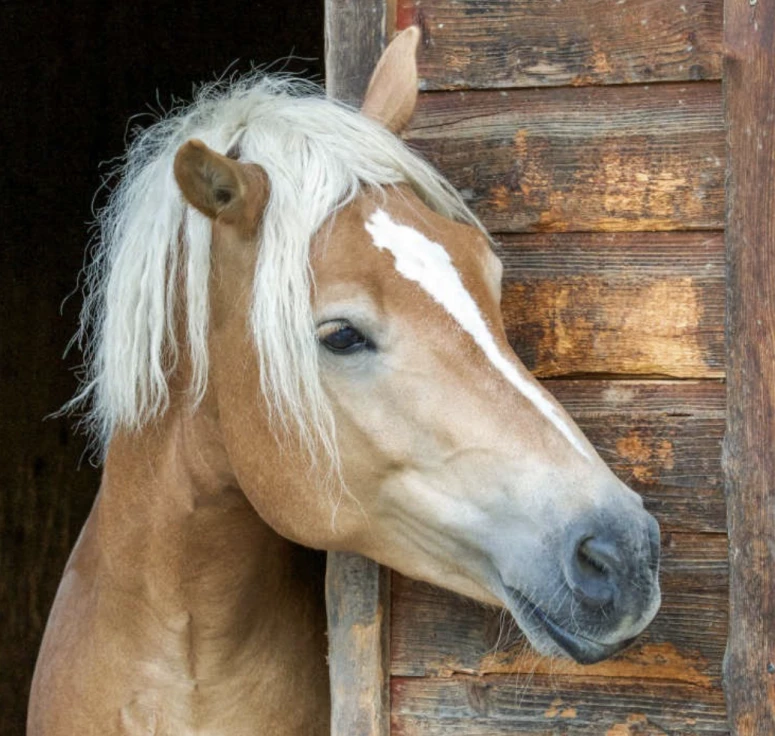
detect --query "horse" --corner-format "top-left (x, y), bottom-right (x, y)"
top-left (28, 27), bottom-right (661, 735)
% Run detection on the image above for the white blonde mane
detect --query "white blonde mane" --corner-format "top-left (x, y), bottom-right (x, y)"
top-left (70, 73), bottom-right (480, 462)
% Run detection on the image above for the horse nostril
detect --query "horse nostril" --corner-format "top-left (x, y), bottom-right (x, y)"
top-left (567, 535), bottom-right (620, 607)
top-left (579, 536), bottom-right (623, 573)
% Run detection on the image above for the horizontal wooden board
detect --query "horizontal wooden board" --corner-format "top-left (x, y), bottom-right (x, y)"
top-left (391, 532), bottom-right (728, 681)
top-left (546, 380), bottom-right (725, 417)
top-left (497, 232), bottom-right (724, 378)
top-left (544, 381), bottom-right (726, 533)
top-left (391, 675), bottom-right (729, 734)
top-left (396, 0), bottom-right (722, 90)
top-left (405, 82), bottom-right (725, 232)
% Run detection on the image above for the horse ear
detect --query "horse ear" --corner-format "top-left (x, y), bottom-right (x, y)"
top-left (174, 139), bottom-right (255, 221)
top-left (361, 26), bottom-right (421, 133)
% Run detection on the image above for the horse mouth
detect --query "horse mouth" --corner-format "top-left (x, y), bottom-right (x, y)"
top-left (503, 585), bottom-right (635, 665)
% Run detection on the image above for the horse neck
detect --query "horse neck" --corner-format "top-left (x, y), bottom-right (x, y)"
top-left (92, 400), bottom-right (327, 700)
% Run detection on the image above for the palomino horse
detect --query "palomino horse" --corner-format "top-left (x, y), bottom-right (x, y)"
top-left (29, 28), bottom-right (660, 736)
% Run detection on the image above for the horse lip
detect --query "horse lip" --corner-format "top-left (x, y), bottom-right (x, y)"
top-left (503, 585), bottom-right (632, 665)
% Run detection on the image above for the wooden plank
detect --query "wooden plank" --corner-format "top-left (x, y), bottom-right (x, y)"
top-left (544, 380), bottom-right (726, 534)
top-left (583, 414), bottom-right (725, 532)
top-left (324, 8), bottom-right (391, 735)
top-left (392, 533), bottom-right (728, 684)
top-left (326, 553), bottom-right (391, 736)
top-left (325, 0), bottom-right (389, 106)
top-left (547, 379), bottom-right (725, 417)
top-left (405, 82), bottom-right (725, 232)
top-left (391, 675), bottom-right (729, 734)
top-left (396, 0), bottom-right (722, 90)
top-left (723, 0), bottom-right (775, 732)
top-left (497, 232), bottom-right (724, 378)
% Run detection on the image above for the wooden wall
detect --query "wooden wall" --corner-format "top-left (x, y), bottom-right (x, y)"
top-left (327, 0), bottom-right (730, 732)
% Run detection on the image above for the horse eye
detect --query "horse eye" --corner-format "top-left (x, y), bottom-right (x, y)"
top-left (319, 323), bottom-right (372, 355)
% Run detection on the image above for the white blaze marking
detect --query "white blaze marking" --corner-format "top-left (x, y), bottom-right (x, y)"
top-left (365, 209), bottom-right (590, 459)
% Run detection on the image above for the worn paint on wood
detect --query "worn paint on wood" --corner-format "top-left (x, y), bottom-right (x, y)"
top-left (395, 0), bottom-right (722, 90)
top-left (723, 0), bottom-right (775, 732)
top-left (497, 232), bottom-right (724, 378)
top-left (405, 82), bottom-right (724, 232)
top-left (391, 675), bottom-right (729, 734)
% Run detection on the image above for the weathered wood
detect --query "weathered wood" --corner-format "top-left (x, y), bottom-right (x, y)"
top-left (547, 379), bottom-right (726, 417)
top-left (544, 380), bottom-right (727, 421)
top-left (392, 533), bottom-right (728, 683)
top-left (324, 10), bottom-right (392, 734)
top-left (584, 414), bottom-right (724, 532)
top-left (391, 675), bottom-right (729, 734)
top-left (405, 82), bottom-right (725, 232)
top-left (325, 0), bottom-right (389, 106)
top-left (543, 380), bottom-right (726, 533)
top-left (723, 0), bottom-right (775, 732)
top-left (497, 232), bottom-right (724, 378)
top-left (396, 0), bottom-right (722, 90)
top-left (325, 4), bottom-right (732, 733)
top-left (326, 553), bottom-right (391, 736)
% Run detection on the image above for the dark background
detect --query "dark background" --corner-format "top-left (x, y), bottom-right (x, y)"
top-left (0, 3), bottom-right (324, 731)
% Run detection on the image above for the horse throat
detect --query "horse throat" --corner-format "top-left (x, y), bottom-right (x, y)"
top-left (31, 404), bottom-right (330, 735)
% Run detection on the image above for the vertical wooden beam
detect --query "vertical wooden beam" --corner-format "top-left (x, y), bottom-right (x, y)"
top-left (324, 4), bottom-right (391, 734)
top-left (326, 554), bottom-right (391, 736)
top-left (325, 0), bottom-right (390, 106)
top-left (723, 0), bottom-right (775, 732)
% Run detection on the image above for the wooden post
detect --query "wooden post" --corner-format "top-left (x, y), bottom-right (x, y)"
top-left (325, 554), bottom-right (391, 736)
top-left (723, 0), bottom-right (775, 731)
top-left (324, 4), bottom-right (391, 734)
top-left (325, 0), bottom-right (390, 106)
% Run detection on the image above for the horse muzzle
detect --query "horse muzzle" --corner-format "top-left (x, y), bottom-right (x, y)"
top-left (500, 506), bottom-right (661, 664)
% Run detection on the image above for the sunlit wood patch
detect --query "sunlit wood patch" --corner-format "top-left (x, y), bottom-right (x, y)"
top-left (406, 83), bottom-right (724, 232)
top-left (495, 232), bottom-right (724, 378)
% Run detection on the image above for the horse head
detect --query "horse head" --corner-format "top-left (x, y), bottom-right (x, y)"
top-left (168, 28), bottom-right (660, 665)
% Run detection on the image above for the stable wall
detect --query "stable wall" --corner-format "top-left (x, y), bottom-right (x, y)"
top-left (327, 0), bottom-right (730, 732)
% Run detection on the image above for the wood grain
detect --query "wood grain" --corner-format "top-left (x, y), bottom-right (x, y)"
top-left (391, 675), bottom-right (729, 734)
top-left (395, 0), bottom-right (722, 90)
top-left (405, 82), bottom-right (725, 232)
top-left (497, 232), bottom-right (724, 378)
top-left (325, 0), bottom-right (389, 106)
top-left (547, 379), bottom-right (725, 417)
top-left (544, 380), bottom-right (726, 534)
top-left (324, 11), bottom-right (392, 735)
top-left (722, 0), bottom-right (775, 732)
top-left (326, 553), bottom-right (391, 736)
